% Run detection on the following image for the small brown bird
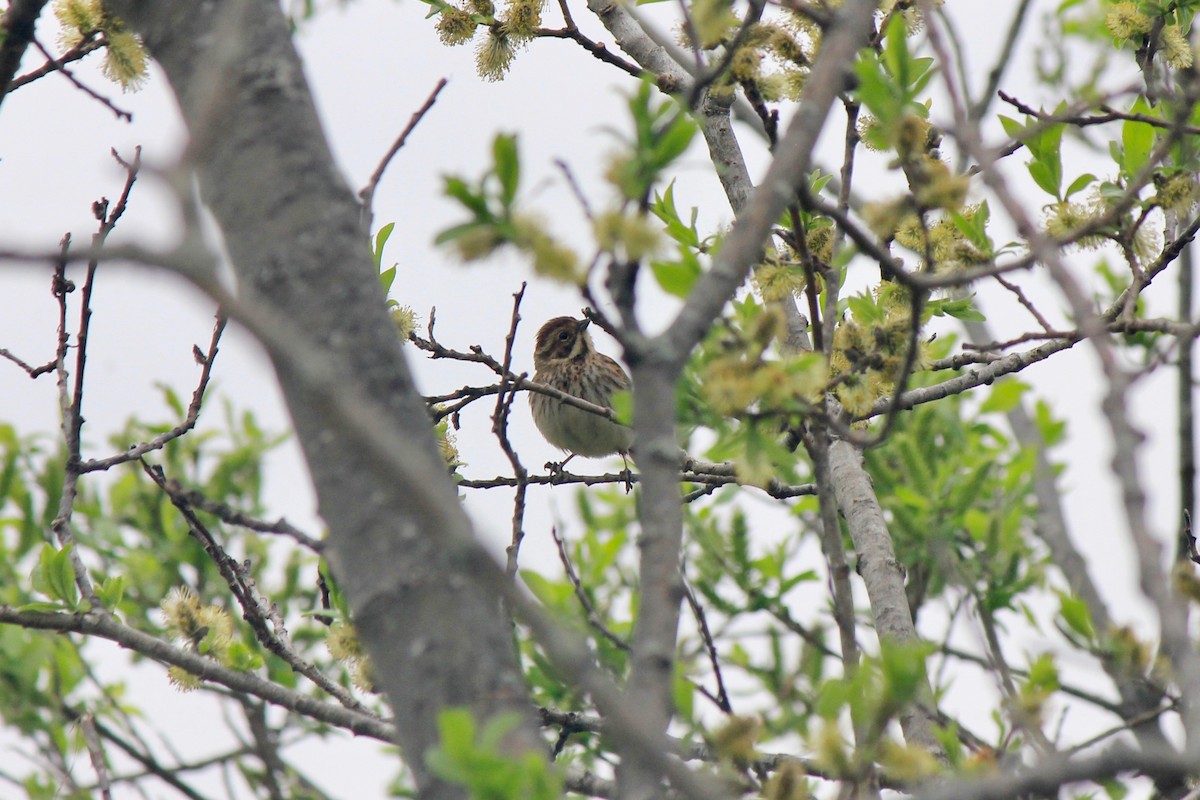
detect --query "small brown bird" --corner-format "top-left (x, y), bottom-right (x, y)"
top-left (530, 316), bottom-right (634, 463)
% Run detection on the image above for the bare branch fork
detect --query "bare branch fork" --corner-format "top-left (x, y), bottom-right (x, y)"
top-left (7, 30), bottom-right (104, 90)
top-left (30, 36), bottom-right (132, 120)
top-left (77, 311), bottom-right (227, 473)
top-left (51, 148), bottom-right (147, 609)
top-left (493, 283), bottom-right (532, 576)
top-left (141, 460), bottom-right (369, 713)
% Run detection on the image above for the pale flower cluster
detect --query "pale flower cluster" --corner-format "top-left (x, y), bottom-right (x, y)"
top-left (52, 0), bottom-right (149, 91)
top-left (326, 622), bottom-right (376, 692)
top-left (160, 586), bottom-right (237, 691)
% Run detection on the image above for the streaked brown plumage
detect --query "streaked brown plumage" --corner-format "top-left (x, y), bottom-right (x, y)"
top-left (530, 317), bottom-right (633, 459)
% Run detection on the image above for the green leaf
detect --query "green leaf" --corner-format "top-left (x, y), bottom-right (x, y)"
top-left (978, 380), bottom-right (1030, 414)
top-left (1025, 116), bottom-right (1064, 163)
top-left (1035, 399), bottom-right (1067, 446)
top-left (519, 570), bottom-right (572, 607)
top-left (1101, 778), bottom-right (1131, 800)
top-left (650, 251), bottom-right (701, 298)
top-left (428, 708), bottom-right (562, 800)
top-left (16, 601), bottom-right (67, 613)
top-left (1027, 160), bottom-right (1061, 198)
top-left (998, 115), bottom-right (1025, 141)
top-left (1057, 591), bottom-right (1096, 642)
top-left (225, 640), bottom-right (264, 671)
top-left (809, 169), bottom-right (834, 195)
top-left (893, 485), bottom-right (931, 509)
top-left (950, 201), bottom-right (992, 254)
top-left (433, 221), bottom-right (489, 246)
top-left (937, 295), bottom-right (986, 322)
top-left (814, 677), bottom-right (852, 719)
top-left (160, 385), bottom-right (185, 417)
top-left (379, 265), bottom-right (397, 296)
top-left (41, 544), bottom-right (79, 609)
top-left (436, 708), bottom-right (477, 761)
top-left (1026, 653), bottom-right (1060, 690)
top-left (442, 176), bottom-right (490, 217)
top-left (373, 222), bottom-right (395, 270)
top-left (847, 291), bottom-right (883, 324)
top-left (880, 642), bottom-right (932, 705)
top-left (652, 114), bottom-right (698, 166)
top-left (96, 575), bottom-right (125, 611)
top-left (418, 0), bottom-right (454, 16)
top-left (908, 56), bottom-right (936, 95)
top-left (673, 668), bottom-right (695, 722)
top-left (778, 568), bottom-right (818, 594)
top-left (854, 54), bottom-right (902, 124)
top-left (1121, 97), bottom-right (1156, 177)
top-left (1064, 173), bottom-right (1097, 198)
top-left (650, 182), bottom-right (701, 248)
top-left (882, 14), bottom-right (912, 85)
top-left (492, 134), bottom-right (520, 207)
top-left (610, 389), bottom-right (633, 427)
top-left (1013, 117), bottom-right (1065, 197)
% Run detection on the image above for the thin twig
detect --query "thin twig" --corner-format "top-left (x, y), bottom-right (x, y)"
top-left (680, 571), bottom-right (731, 713)
top-left (77, 713), bottom-right (114, 800)
top-left (77, 313), bottom-right (226, 472)
top-left (0, 346), bottom-right (54, 376)
top-left (1062, 701), bottom-right (1176, 756)
top-left (535, 27), bottom-right (643, 78)
top-left (999, 90), bottom-right (1200, 137)
top-left (155, 475), bottom-right (323, 551)
top-left (85, 716), bottom-right (213, 800)
top-left (32, 36), bottom-right (131, 121)
top-left (240, 698), bottom-right (288, 800)
top-left (994, 274), bottom-right (1055, 333)
top-left (8, 31), bottom-right (103, 90)
top-left (359, 77), bottom-right (448, 230)
top-left (494, 283), bottom-right (531, 577)
top-left (545, 0), bottom-right (642, 78)
top-left (52, 147), bottom-right (145, 609)
top-left (459, 467), bottom-right (816, 499)
top-left (1179, 243), bottom-right (1195, 561)
top-left (144, 462), bottom-right (372, 715)
top-left (554, 158), bottom-right (595, 221)
top-left (550, 525), bottom-right (630, 652)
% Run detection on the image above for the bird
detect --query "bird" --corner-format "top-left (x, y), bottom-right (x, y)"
top-left (530, 316), bottom-right (634, 468)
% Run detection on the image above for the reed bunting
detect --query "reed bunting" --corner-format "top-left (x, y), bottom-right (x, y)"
top-left (530, 316), bottom-right (634, 462)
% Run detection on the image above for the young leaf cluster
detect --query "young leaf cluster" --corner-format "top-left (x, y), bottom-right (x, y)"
top-left (436, 134), bottom-right (582, 283)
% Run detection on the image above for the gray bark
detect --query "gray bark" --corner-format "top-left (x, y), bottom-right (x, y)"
top-left (101, 2), bottom-right (540, 796)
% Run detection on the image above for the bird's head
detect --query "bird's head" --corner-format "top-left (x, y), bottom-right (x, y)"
top-left (534, 316), bottom-right (594, 369)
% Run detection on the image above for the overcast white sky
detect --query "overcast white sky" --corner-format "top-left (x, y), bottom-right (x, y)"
top-left (0, 0), bottom-right (1191, 796)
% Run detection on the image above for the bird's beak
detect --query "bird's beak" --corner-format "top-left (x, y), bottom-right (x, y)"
top-left (579, 318), bottom-right (591, 331)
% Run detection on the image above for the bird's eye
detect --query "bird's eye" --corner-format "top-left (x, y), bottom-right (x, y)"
top-left (558, 331), bottom-right (570, 341)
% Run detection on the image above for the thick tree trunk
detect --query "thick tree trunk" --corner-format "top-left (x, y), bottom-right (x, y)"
top-left (102, 2), bottom-right (540, 796)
